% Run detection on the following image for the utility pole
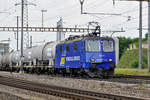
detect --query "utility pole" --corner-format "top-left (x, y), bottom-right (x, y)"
top-left (24, 0), bottom-right (29, 48)
top-left (139, 1), bottom-right (143, 69)
top-left (41, 9), bottom-right (47, 28)
top-left (148, 1), bottom-right (150, 72)
top-left (20, 0), bottom-right (24, 73)
top-left (79, 0), bottom-right (84, 14)
top-left (15, 0), bottom-right (36, 49)
top-left (30, 36), bottom-right (32, 48)
top-left (17, 16), bottom-right (19, 51)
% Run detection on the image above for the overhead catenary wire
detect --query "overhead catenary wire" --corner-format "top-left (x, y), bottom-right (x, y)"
top-left (0, 1), bottom-right (148, 34)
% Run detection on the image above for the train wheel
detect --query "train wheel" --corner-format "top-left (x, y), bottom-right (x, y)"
top-left (16, 68), bottom-right (20, 73)
top-left (36, 68), bottom-right (41, 75)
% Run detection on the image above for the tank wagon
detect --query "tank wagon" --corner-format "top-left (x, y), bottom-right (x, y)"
top-left (0, 26), bottom-right (116, 78)
top-left (1, 42), bottom-right (57, 73)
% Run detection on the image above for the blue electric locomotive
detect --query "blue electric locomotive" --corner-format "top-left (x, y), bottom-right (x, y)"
top-left (55, 28), bottom-right (116, 78)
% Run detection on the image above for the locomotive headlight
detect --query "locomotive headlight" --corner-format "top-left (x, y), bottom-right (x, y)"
top-left (90, 59), bottom-right (95, 62)
top-left (109, 59), bottom-right (113, 62)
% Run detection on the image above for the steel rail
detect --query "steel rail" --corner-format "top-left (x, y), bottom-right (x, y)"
top-left (114, 74), bottom-right (150, 80)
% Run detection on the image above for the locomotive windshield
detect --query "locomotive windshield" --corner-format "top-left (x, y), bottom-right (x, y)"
top-left (103, 40), bottom-right (114, 52)
top-left (85, 40), bottom-right (100, 52)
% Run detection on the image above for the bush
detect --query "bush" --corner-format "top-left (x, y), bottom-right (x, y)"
top-left (131, 60), bottom-right (138, 68)
top-left (117, 49), bottom-right (148, 69)
top-left (142, 56), bottom-right (148, 69)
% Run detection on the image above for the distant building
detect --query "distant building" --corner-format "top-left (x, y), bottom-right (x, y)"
top-left (142, 44), bottom-right (148, 49)
top-left (128, 43), bottom-right (148, 50)
top-left (56, 18), bottom-right (65, 42)
top-left (0, 43), bottom-right (9, 54)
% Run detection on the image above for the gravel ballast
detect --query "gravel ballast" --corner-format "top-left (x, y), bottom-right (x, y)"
top-left (0, 84), bottom-right (69, 100)
top-left (0, 91), bottom-right (28, 100)
top-left (0, 71), bottom-right (149, 99)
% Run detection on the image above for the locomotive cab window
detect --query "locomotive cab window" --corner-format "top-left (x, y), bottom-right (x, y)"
top-left (85, 40), bottom-right (100, 52)
top-left (103, 40), bottom-right (114, 52)
top-left (74, 44), bottom-right (77, 51)
top-left (66, 45), bottom-right (70, 52)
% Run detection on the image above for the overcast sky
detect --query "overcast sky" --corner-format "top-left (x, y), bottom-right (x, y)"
top-left (0, 0), bottom-right (149, 50)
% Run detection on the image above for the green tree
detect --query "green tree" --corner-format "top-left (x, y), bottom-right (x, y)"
top-left (143, 33), bottom-right (148, 41)
top-left (117, 37), bottom-right (132, 59)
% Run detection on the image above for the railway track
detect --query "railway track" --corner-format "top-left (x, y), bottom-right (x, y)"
top-left (114, 74), bottom-right (150, 80)
top-left (50, 74), bottom-right (150, 84)
top-left (1, 70), bottom-right (150, 84)
top-left (0, 76), bottom-right (147, 100)
top-left (110, 74), bottom-right (150, 84)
